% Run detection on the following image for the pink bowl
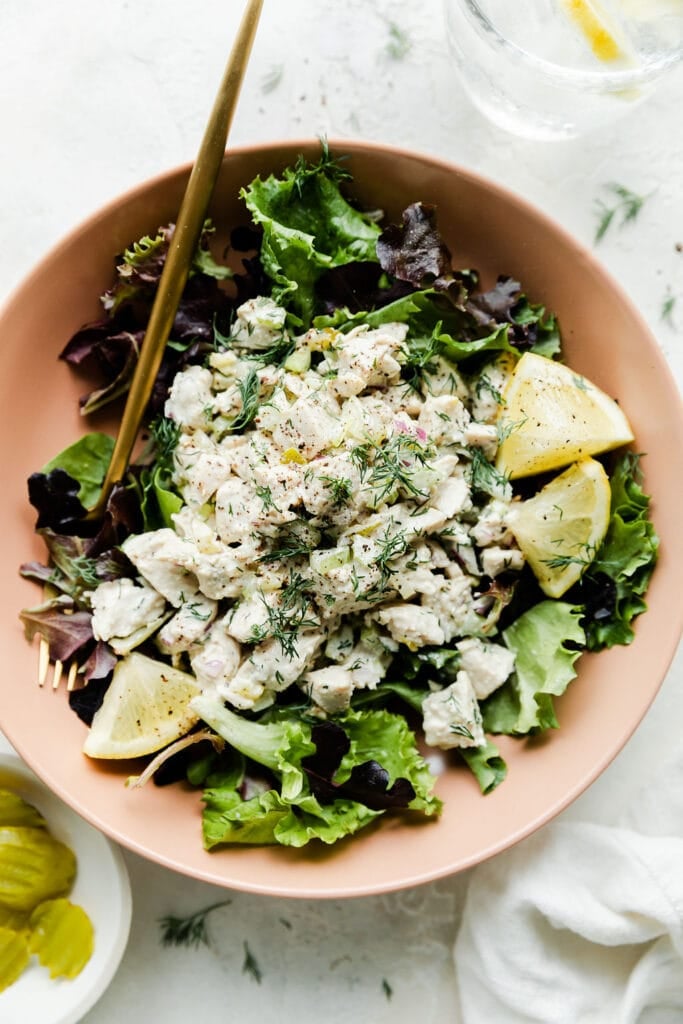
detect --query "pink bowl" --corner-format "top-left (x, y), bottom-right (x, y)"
top-left (1, 139), bottom-right (681, 897)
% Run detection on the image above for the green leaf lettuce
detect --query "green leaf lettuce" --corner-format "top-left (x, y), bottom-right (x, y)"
top-left (482, 601), bottom-right (585, 735)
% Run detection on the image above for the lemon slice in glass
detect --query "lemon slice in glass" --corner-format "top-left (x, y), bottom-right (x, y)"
top-left (496, 351), bottom-right (634, 479)
top-left (508, 457), bottom-right (611, 598)
top-left (83, 652), bottom-right (201, 759)
top-left (559, 0), bottom-right (629, 62)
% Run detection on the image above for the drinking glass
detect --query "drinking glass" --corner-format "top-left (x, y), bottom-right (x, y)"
top-left (443, 0), bottom-right (683, 139)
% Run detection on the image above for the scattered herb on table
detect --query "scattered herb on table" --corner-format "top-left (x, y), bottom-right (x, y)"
top-left (158, 899), bottom-right (231, 949)
top-left (242, 941), bottom-right (263, 983)
top-left (594, 182), bottom-right (650, 243)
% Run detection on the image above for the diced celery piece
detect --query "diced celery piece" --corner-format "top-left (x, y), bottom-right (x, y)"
top-left (310, 547), bottom-right (352, 575)
top-left (283, 347), bottom-right (311, 373)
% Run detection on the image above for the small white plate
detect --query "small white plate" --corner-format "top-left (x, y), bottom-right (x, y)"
top-left (0, 742), bottom-right (132, 1024)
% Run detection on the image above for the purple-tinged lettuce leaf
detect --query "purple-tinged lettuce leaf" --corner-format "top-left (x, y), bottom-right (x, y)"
top-left (101, 221), bottom-right (230, 316)
top-left (28, 470), bottom-right (87, 533)
top-left (19, 596), bottom-right (93, 663)
top-left (376, 203), bottom-right (560, 359)
top-left (377, 202), bottom-right (455, 291)
top-left (467, 277), bottom-right (560, 356)
top-left (68, 673), bottom-right (112, 726)
top-left (60, 224), bottom-right (236, 417)
top-left (77, 334), bottom-right (141, 415)
top-left (80, 641), bottom-right (117, 683)
top-left (25, 528), bottom-right (134, 604)
top-left (316, 261), bottom-right (414, 316)
top-left (18, 561), bottom-right (54, 587)
top-left (467, 276), bottom-right (521, 324)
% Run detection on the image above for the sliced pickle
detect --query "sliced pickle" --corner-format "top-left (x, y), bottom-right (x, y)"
top-left (0, 789), bottom-right (46, 828)
top-left (0, 926), bottom-right (30, 993)
top-left (0, 905), bottom-right (28, 932)
top-left (28, 899), bottom-right (94, 979)
top-left (0, 827), bottom-right (76, 911)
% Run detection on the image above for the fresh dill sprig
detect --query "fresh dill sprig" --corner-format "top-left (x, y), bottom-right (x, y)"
top-left (150, 415), bottom-right (181, 472)
top-left (353, 433), bottom-right (436, 504)
top-left (594, 182), bottom-right (650, 244)
top-left (254, 484), bottom-right (280, 513)
top-left (69, 554), bottom-right (101, 588)
top-left (247, 332), bottom-right (296, 367)
top-left (320, 475), bottom-right (353, 507)
top-left (355, 521), bottom-right (411, 604)
top-left (158, 900), bottom-right (231, 949)
top-left (467, 447), bottom-right (510, 497)
top-left (228, 367), bottom-right (260, 432)
top-left (249, 571), bottom-right (318, 657)
top-left (496, 415), bottom-right (528, 446)
top-left (258, 522), bottom-right (317, 564)
top-left (242, 941), bottom-right (263, 983)
top-left (290, 139), bottom-right (352, 197)
top-left (376, 523), bottom-right (409, 580)
top-left (401, 329), bottom-right (442, 393)
top-left (541, 552), bottom-right (592, 570)
top-left (450, 723), bottom-right (475, 741)
top-left (474, 372), bottom-right (503, 406)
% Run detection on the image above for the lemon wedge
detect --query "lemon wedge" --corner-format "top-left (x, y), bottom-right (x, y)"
top-left (83, 652), bottom-right (201, 759)
top-left (559, 0), bottom-right (628, 62)
top-left (508, 457), bottom-right (611, 598)
top-left (496, 351), bottom-right (634, 479)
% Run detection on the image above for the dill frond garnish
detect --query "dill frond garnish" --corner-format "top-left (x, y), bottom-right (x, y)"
top-left (158, 900), bottom-right (231, 949)
top-left (594, 182), bottom-right (650, 244)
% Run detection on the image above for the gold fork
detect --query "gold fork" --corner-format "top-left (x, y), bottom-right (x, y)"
top-left (37, 0), bottom-right (264, 689)
top-left (38, 638), bottom-right (79, 691)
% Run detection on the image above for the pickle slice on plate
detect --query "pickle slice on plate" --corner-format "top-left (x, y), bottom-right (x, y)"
top-left (29, 899), bottom-right (94, 979)
top-left (0, 926), bottom-right (30, 993)
top-left (0, 826), bottom-right (76, 911)
top-left (0, 788), bottom-right (46, 829)
top-left (0, 905), bottom-right (29, 932)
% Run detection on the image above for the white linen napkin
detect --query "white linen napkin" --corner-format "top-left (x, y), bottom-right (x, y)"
top-left (454, 749), bottom-right (683, 1023)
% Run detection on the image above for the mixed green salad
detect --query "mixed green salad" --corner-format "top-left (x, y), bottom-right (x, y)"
top-left (20, 146), bottom-right (658, 849)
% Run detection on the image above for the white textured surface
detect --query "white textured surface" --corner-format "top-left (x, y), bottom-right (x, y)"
top-left (0, 1), bottom-right (681, 1021)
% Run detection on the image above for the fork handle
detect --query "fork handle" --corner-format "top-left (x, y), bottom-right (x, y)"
top-left (89, 0), bottom-right (263, 519)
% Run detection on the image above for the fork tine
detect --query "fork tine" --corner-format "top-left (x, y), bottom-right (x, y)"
top-left (66, 661), bottom-right (78, 692)
top-left (38, 636), bottom-right (67, 690)
top-left (51, 659), bottom-right (64, 691)
top-left (38, 637), bottom-right (50, 687)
